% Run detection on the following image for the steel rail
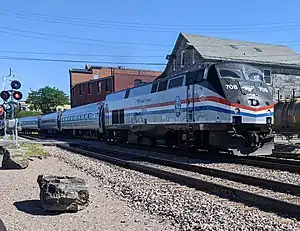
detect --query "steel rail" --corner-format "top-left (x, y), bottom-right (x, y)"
top-left (57, 143), bottom-right (300, 219)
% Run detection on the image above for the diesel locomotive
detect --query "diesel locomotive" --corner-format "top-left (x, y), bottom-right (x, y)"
top-left (3, 62), bottom-right (276, 156)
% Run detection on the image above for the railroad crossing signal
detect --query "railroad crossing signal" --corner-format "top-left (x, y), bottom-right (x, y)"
top-left (12, 91), bottom-right (22, 101)
top-left (11, 80), bottom-right (21, 90)
top-left (0, 90), bottom-right (10, 101)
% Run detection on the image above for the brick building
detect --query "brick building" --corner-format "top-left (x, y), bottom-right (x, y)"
top-left (69, 65), bottom-right (162, 107)
top-left (161, 32), bottom-right (300, 101)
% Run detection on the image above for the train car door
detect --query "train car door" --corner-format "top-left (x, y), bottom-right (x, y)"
top-left (186, 72), bottom-right (195, 123)
top-left (98, 102), bottom-right (105, 133)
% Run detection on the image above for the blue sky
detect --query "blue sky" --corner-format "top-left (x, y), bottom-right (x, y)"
top-left (1, 0), bottom-right (300, 99)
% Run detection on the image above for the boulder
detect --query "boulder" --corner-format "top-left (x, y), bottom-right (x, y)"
top-left (1, 147), bottom-right (29, 169)
top-left (37, 175), bottom-right (89, 212)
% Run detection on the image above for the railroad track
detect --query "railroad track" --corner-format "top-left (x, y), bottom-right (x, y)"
top-left (271, 151), bottom-right (300, 160)
top-left (20, 134), bottom-right (300, 173)
top-left (57, 143), bottom-right (300, 219)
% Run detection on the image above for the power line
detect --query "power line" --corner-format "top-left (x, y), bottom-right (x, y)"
top-left (3, 9), bottom-right (300, 34)
top-left (3, 25), bottom-right (300, 51)
top-left (0, 50), bottom-right (163, 58)
top-left (0, 55), bottom-right (167, 65)
top-left (2, 48), bottom-right (300, 59)
top-left (0, 26), bottom-right (171, 47)
top-left (0, 29), bottom-right (165, 51)
top-left (1, 54), bottom-right (300, 67)
top-left (1, 7), bottom-right (300, 29)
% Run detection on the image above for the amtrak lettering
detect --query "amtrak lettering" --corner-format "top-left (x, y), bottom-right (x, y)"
top-left (136, 98), bottom-right (152, 104)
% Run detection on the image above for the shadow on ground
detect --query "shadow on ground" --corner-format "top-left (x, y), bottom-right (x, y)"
top-left (0, 219), bottom-right (6, 231)
top-left (13, 200), bottom-right (62, 216)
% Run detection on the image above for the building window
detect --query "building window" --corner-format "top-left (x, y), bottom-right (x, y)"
top-left (263, 70), bottom-right (271, 84)
top-left (98, 81), bottom-right (102, 94)
top-left (88, 82), bottom-right (92, 95)
top-left (79, 85), bottom-right (83, 95)
top-left (181, 51), bottom-right (185, 68)
top-left (172, 59), bottom-right (176, 72)
top-left (192, 50), bottom-right (196, 64)
top-left (106, 78), bottom-right (112, 93)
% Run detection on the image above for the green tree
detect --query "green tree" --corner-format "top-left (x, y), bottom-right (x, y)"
top-left (15, 110), bottom-right (42, 118)
top-left (26, 86), bottom-right (69, 114)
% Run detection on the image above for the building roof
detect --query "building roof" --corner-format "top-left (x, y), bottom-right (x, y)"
top-left (69, 68), bottom-right (92, 74)
top-left (181, 33), bottom-right (300, 66)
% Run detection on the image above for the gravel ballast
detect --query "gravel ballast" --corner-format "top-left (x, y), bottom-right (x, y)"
top-left (44, 145), bottom-right (300, 231)
top-left (0, 155), bottom-right (173, 231)
top-left (86, 143), bottom-right (300, 186)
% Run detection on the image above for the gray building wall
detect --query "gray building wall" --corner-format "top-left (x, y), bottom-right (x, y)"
top-left (164, 37), bottom-right (300, 102)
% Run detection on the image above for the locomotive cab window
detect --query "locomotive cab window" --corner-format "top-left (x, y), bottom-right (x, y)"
top-left (151, 82), bottom-right (158, 93)
top-left (157, 80), bottom-right (168, 92)
top-left (168, 76), bottom-right (183, 89)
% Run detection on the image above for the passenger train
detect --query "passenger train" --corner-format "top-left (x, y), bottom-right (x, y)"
top-left (1, 62), bottom-right (276, 156)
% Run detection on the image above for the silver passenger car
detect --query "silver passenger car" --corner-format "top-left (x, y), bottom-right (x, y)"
top-left (19, 116), bottom-right (40, 132)
top-left (39, 112), bottom-right (60, 133)
top-left (61, 102), bottom-right (101, 132)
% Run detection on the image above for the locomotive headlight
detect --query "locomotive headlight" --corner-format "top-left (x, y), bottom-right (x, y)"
top-left (252, 100), bottom-right (259, 106)
top-left (234, 108), bottom-right (240, 114)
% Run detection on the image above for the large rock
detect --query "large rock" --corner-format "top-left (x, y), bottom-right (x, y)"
top-left (1, 147), bottom-right (29, 169)
top-left (37, 175), bottom-right (89, 212)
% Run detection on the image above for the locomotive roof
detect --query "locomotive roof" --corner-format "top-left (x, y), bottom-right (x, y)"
top-left (179, 33), bottom-right (300, 67)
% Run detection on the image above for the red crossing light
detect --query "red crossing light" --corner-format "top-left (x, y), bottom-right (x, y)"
top-left (12, 91), bottom-right (23, 100)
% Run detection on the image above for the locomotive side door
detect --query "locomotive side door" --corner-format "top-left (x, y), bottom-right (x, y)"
top-left (98, 102), bottom-right (105, 133)
top-left (186, 73), bottom-right (195, 123)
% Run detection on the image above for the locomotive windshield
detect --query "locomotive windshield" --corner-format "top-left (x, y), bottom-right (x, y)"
top-left (219, 69), bottom-right (243, 79)
top-left (242, 66), bottom-right (264, 82)
top-left (215, 62), bottom-right (265, 83)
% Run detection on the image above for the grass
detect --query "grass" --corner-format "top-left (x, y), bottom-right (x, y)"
top-left (0, 135), bottom-right (13, 140)
top-left (20, 142), bottom-right (50, 158)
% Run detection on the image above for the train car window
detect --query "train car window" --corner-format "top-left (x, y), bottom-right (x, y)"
top-left (112, 110), bottom-right (118, 124)
top-left (80, 115), bottom-right (84, 120)
top-left (76, 115), bottom-right (80, 120)
top-left (157, 80), bottom-right (168, 92)
top-left (168, 77), bottom-right (183, 89)
top-left (125, 90), bottom-right (130, 98)
top-left (119, 109), bottom-right (124, 124)
top-left (151, 82), bottom-right (158, 93)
